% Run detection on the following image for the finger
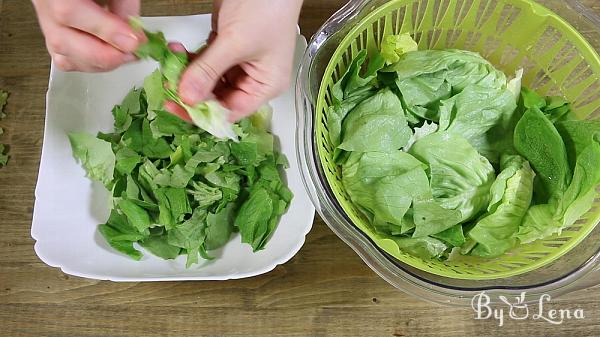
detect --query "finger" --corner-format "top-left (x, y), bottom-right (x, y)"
top-left (223, 66), bottom-right (249, 89)
top-left (49, 0), bottom-right (142, 52)
top-left (164, 100), bottom-right (192, 123)
top-left (49, 26), bottom-right (135, 72)
top-left (52, 54), bottom-right (76, 72)
top-left (216, 78), bottom-right (276, 122)
top-left (178, 37), bottom-right (245, 106)
top-left (108, 0), bottom-right (141, 19)
top-left (167, 42), bottom-right (193, 58)
top-left (168, 42), bottom-right (187, 53)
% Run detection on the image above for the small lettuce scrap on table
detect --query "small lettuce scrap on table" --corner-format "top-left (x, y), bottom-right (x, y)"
top-left (0, 89), bottom-right (9, 166)
top-left (329, 33), bottom-right (600, 260)
top-left (68, 54), bottom-right (292, 267)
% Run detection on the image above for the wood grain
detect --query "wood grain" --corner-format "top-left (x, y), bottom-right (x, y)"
top-left (1, 1), bottom-right (600, 337)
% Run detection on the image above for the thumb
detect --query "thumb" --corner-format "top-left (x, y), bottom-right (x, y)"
top-left (178, 37), bottom-right (241, 105)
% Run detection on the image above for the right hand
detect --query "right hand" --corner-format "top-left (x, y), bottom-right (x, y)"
top-left (168, 0), bottom-right (303, 122)
top-left (32, 0), bottom-right (144, 72)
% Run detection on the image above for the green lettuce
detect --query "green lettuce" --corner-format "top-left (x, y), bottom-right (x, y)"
top-left (342, 151), bottom-right (429, 233)
top-left (68, 133), bottom-right (116, 187)
top-left (328, 33), bottom-right (600, 261)
top-left (393, 236), bottom-right (449, 259)
top-left (439, 85), bottom-right (517, 162)
top-left (382, 49), bottom-right (508, 124)
top-left (516, 137), bottom-right (600, 243)
top-left (556, 119), bottom-right (600, 168)
top-left (467, 155), bottom-right (535, 257)
top-left (514, 105), bottom-right (571, 202)
top-left (409, 132), bottom-right (496, 222)
top-left (327, 49), bottom-right (382, 148)
top-left (131, 19), bottom-right (236, 140)
top-left (0, 89), bottom-right (9, 166)
top-left (338, 89), bottom-right (412, 153)
top-left (380, 33), bottom-right (418, 64)
top-left (69, 69), bottom-right (292, 265)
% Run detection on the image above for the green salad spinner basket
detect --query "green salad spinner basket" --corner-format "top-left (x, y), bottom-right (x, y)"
top-left (299, 0), bottom-right (600, 287)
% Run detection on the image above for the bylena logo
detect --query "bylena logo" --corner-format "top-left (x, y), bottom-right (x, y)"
top-left (471, 291), bottom-right (585, 326)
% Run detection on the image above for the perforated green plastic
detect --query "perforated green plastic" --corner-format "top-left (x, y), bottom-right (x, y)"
top-left (315, 0), bottom-right (600, 280)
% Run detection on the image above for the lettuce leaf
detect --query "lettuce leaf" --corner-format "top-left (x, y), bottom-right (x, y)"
top-left (516, 136), bottom-right (600, 243)
top-left (332, 49), bottom-right (384, 102)
top-left (383, 49), bottom-right (507, 91)
top-left (411, 199), bottom-right (463, 238)
top-left (402, 121), bottom-right (438, 151)
top-left (380, 33), bottom-right (418, 64)
top-left (555, 139), bottom-right (600, 228)
top-left (556, 119), bottom-right (600, 169)
top-left (68, 133), bottom-right (116, 187)
top-left (439, 85), bottom-right (517, 162)
top-left (409, 131), bottom-right (495, 222)
top-left (338, 89), bottom-right (412, 153)
top-left (393, 236), bottom-right (448, 259)
top-left (131, 19), bottom-right (237, 140)
top-left (514, 106), bottom-right (571, 202)
top-left (342, 151), bottom-right (429, 233)
top-left (468, 155), bottom-right (535, 257)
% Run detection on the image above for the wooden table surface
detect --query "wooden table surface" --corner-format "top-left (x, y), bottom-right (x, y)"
top-left (2, 1), bottom-right (600, 336)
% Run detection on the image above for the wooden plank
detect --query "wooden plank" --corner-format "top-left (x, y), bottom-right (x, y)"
top-left (1, 1), bottom-right (600, 336)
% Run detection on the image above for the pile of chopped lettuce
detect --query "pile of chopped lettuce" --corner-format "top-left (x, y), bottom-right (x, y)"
top-left (330, 34), bottom-right (600, 259)
top-left (0, 89), bottom-right (9, 166)
top-left (68, 26), bottom-right (292, 266)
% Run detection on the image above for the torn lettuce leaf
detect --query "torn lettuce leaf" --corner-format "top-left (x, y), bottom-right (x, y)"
top-left (337, 89), bottom-right (412, 153)
top-left (467, 155), bottom-right (535, 257)
top-left (341, 151), bottom-right (429, 232)
top-left (507, 69), bottom-right (524, 102)
top-left (380, 33), bottom-right (418, 64)
top-left (438, 85), bottom-right (517, 163)
top-left (68, 133), bottom-right (116, 187)
top-left (402, 121), bottom-right (438, 152)
top-left (514, 105), bottom-right (571, 202)
top-left (409, 131), bottom-right (496, 223)
top-left (131, 19), bottom-right (237, 140)
top-left (0, 89), bottom-right (8, 119)
top-left (0, 144), bottom-right (8, 166)
top-left (0, 89), bottom-right (9, 166)
top-left (393, 236), bottom-right (449, 259)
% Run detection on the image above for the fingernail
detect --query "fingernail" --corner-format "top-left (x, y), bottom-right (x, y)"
top-left (112, 33), bottom-right (138, 51)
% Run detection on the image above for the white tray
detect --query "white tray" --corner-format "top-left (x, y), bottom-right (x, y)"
top-left (31, 15), bottom-right (314, 281)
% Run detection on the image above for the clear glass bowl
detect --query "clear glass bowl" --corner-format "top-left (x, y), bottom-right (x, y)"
top-left (296, 0), bottom-right (600, 306)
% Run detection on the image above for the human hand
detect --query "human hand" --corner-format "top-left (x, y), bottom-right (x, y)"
top-left (168, 0), bottom-right (303, 122)
top-left (32, 0), bottom-right (144, 72)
